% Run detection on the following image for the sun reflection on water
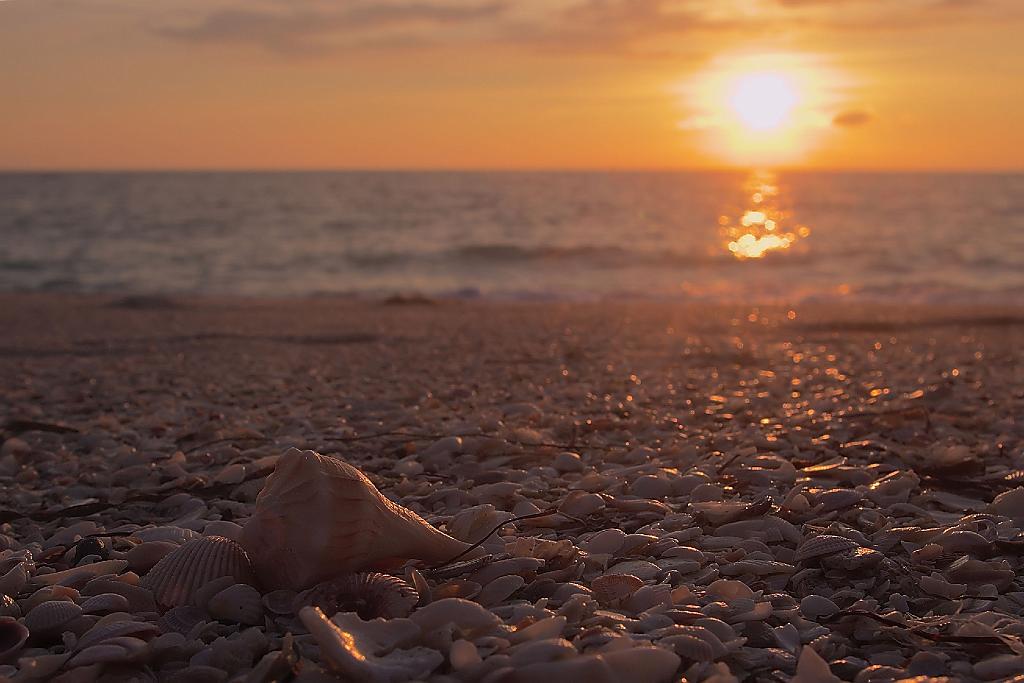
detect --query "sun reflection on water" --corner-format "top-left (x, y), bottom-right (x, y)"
top-left (721, 172), bottom-right (810, 259)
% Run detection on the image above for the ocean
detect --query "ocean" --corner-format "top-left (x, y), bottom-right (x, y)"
top-left (2, 170), bottom-right (1022, 304)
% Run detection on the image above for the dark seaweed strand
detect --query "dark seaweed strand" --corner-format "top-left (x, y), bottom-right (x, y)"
top-left (821, 610), bottom-right (1015, 650)
top-left (429, 508), bottom-right (561, 570)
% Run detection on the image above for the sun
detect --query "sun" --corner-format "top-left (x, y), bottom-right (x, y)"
top-left (728, 72), bottom-right (799, 132)
top-left (678, 53), bottom-right (847, 164)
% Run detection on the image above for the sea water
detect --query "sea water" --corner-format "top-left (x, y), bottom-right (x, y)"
top-left (2, 170), bottom-right (1022, 304)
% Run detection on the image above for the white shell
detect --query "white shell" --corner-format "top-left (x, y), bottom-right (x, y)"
top-left (240, 449), bottom-right (476, 590)
top-left (409, 597), bottom-right (501, 634)
top-left (141, 535), bottom-right (256, 608)
top-left (300, 606), bottom-right (443, 683)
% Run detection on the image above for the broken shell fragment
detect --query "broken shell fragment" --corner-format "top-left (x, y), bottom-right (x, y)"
top-left (240, 449), bottom-right (478, 591)
top-left (300, 606), bottom-right (443, 683)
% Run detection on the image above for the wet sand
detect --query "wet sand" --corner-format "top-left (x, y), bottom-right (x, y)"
top-left (1, 293), bottom-right (1024, 681)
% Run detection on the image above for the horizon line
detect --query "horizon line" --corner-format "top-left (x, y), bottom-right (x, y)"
top-left (1, 166), bottom-right (1022, 174)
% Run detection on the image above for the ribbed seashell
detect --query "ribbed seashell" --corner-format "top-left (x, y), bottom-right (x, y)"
top-left (591, 574), bottom-right (644, 605)
top-left (660, 633), bottom-right (718, 661)
top-left (157, 605), bottom-right (207, 635)
top-left (69, 636), bottom-right (149, 667)
top-left (141, 535), bottom-right (255, 608)
top-left (24, 599), bottom-right (83, 635)
top-left (207, 583), bottom-right (264, 625)
top-left (0, 616), bottom-right (29, 663)
top-left (19, 586), bottom-right (78, 614)
top-left (80, 577), bottom-right (158, 613)
top-left (80, 593), bottom-right (131, 614)
top-left (75, 618), bottom-right (160, 651)
top-left (793, 535), bottom-right (860, 564)
top-left (296, 573), bottom-right (419, 620)
top-left (240, 449), bottom-right (477, 591)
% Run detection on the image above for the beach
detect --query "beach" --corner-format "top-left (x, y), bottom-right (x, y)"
top-left (1, 293), bottom-right (1023, 680)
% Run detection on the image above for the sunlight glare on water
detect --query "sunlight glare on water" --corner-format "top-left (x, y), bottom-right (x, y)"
top-left (722, 171), bottom-right (810, 259)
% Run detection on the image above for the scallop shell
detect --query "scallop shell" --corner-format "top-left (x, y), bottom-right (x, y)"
top-left (591, 574), bottom-right (644, 605)
top-left (141, 535), bottom-right (256, 608)
top-left (75, 618), bottom-right (160, 651)
top-left (793, 535), bottom-right (860, 564)
top-left (207, 583), bottom-right (264, 625)
top-left (296, 573), bottom-right (419, 620)
top-left (24, 600), bottom-right (83, 635)
top-left (0, 616), bottom-right (29, 663)
top-left (240, 449), bottom-right (477, 591)
top-left (661, 633), bottom-right (718, 661)
top-left (157, 605), bottom-right (207, 635)
top-left (69, 636), bottom-right (149, 666)
top-left (80, 593), bottom-right (131, 614)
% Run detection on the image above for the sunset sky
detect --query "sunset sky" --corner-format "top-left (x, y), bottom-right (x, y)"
top-left (2, 0), bottom-right (1023, 170)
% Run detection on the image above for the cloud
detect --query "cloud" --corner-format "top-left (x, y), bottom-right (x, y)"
top-left (832, 109), bottom-right (873, 127)
top-left (156, 1), bottom-right (507, 55)
top-left (151, 0), bottom-right (1024, 58)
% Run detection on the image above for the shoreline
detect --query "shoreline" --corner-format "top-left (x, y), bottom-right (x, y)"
top-left (1, 291), bottom-right (1023, 680)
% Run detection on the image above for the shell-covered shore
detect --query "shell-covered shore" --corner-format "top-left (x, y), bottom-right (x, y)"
top-left (1, 294), bottom-right (1023, 682)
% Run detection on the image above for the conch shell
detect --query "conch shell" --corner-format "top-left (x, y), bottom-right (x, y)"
top-left (241, 449), bottom-right (477, 591)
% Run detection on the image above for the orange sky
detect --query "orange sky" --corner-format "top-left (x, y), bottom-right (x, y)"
top-left (2, 0), bottom-right (1023, 170)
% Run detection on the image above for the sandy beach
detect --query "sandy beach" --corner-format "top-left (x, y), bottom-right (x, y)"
top-left (2, 293), bottom-right (1024, 681)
